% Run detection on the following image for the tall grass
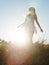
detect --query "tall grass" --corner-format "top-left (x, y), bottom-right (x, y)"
top-left (0, 39), bottom-right (49, 65)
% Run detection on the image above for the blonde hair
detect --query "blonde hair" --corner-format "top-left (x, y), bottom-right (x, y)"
top-left (29, 7), bottom-right (35, 14)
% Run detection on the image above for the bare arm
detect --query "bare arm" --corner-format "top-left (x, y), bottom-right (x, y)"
top-left (17, 23), bottom-right (24, 28)
top-left (34, 14), bottom-right (43, 32)
top-left (17, 19), bottom-right (26, 28)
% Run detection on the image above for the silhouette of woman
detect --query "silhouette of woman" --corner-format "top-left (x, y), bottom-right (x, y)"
top-left (17, 7), bottom-right (43, 44)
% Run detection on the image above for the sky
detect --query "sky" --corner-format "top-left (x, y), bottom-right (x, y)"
top-left (0, 0), bottom-right (49, 42)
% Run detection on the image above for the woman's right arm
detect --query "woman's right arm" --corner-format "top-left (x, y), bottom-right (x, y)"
top-left (17, 19), bottom-right (26, 28)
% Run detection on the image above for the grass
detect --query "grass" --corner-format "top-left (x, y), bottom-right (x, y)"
top-left (0, 39), bottom-right (49, 65)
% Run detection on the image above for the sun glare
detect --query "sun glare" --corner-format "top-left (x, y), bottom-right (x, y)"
top-left (8, 27), bottom-right (42, 48)
top-left (9, 27), bottom-right (27, 48)
top-left (16, 27), bottom-right (27, 47)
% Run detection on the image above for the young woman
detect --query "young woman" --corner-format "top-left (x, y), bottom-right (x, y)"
top-left (17, 7), bottom-right (43, 43)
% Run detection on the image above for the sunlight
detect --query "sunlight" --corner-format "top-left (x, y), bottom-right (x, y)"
top-left (33, 32), bottom-right (44, 43)
top-left (8, 27), bottom-right (28, 48)
top-left (33, 33), bottom-right (39, 43)
top-left (7, 26), bottom-right (43, 48)
top-left (16, 27), bottom-right (27, 47)
top-left (8, 27), bottom-right (40, 47)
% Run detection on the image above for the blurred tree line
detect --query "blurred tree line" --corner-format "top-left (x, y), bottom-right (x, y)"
top-left (0, 39), bottom-right (49, 65)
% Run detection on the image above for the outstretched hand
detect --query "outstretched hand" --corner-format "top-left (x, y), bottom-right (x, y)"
top-left (17, 24), bottom-right (24, 28)
top-left (17, 25), bottom-right (20, 28)
top-left (40, 28), bottom-right (43, 32)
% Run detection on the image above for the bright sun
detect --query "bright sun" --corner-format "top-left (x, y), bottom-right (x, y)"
top-left (16, 27), bottom-right (27, 47)
top-left (9, 27), bottom-right (27, 47)
top-left (8, 27), bottom-right (40, 48)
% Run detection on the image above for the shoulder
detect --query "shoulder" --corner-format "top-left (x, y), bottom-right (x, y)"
top-left (34, 13), bottom-right (37, 19)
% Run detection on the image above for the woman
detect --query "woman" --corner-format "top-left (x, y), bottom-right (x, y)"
top-left (17, 7), bottom-right (43, 43)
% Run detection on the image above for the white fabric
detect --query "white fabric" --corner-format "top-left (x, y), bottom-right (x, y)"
top-left (24, 13), bottom-right (36, 32)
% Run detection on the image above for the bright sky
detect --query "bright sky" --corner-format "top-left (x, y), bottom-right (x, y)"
top-left (0, 0), bottom-right (49, 42)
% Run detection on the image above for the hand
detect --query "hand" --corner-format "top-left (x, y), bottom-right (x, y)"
top-left (40, 28), bottom-right (43, 32)
top-left (17, 24), bottom-right (23, 28)
top-left (17, 25), bottom-right (20, 28)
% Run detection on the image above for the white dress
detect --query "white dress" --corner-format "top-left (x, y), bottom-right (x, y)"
top-left (24, 13), bottom-right (36, 33)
